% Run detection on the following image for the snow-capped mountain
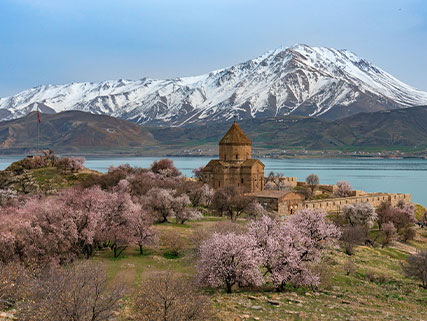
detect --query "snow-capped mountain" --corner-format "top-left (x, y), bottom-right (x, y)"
top-left (1, 44), bottom-right (427, 126)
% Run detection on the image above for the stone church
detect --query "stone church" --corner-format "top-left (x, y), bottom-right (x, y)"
top-left (202, 121), bottom-right (264, 192)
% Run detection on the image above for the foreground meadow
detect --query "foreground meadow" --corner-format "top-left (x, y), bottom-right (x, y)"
top-left (95, 217), bottom-right (427, 321)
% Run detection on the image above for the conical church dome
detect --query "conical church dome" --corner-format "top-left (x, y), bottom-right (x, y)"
top-left (219, 121), bottom-right (251, 145)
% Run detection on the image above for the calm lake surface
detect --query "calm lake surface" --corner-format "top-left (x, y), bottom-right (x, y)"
top-left (1, 156), bottom-right (426, 206)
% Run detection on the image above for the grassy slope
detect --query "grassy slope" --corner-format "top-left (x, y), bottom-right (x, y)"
top-left (0, 160), bottom-right (102, 194)
top-left (96, 217), bottom-right (427, 321)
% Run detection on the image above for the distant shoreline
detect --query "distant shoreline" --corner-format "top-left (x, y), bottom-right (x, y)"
top-left (0, 153), bottom-right (426, 160)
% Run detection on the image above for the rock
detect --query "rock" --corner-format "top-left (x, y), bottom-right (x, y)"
top-left (250, 305), bottom-right (262, 310)
top-left (305, 292), bottom-right (312, 296)
top-left (247, 295), bottom-right (257, 300)
top-left (267, 299), bottom-right (280, 306)
top-left (286, 311), bottom-right (299, 315)
top-left (0, 311), bottom-right (15, 320)
top-left (240, 315), bottom-right (250, 319)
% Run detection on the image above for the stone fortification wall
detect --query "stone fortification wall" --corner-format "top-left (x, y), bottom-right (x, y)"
top-left (297, 181), bottom-right (334, 193)
top-left (297, 193), bottom-right (411, 213)
top-left (280, 177), bottom-right (297, 188)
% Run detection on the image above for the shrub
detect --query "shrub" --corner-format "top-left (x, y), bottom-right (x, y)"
top-left (190, 184), bottom-right (214, 207)
top-left (133, 272), bottom-right (214, 321)
top-left (343, 202), bottom-right (377, 227)
top-left (57, 156), bottom-right (85, 173)
top-left (340, 226), bottom-right (367, 255)
top-left (401, 226), bottom-right (417, 243)
top-left (16, 262), bottom-right (126, 321)
top-left (377, 201), bottom-right (416, 232)
top-left (192, 166), bottom-right (205, 181)
top-left (211, 186), bottom-right (259, 221)
top-left (143, 188), bottom-right (196, 224)
top-left (379, 222), bottom-right (397, 248)
top-left (173, 194), bottom-right (202, 224)
top-left (334, 181), bottom-right (353, 197)
top-left (343, 259), bottom-right (356, 276)
top-left (402, 249), bottom-right (427, 288)
top-left (265, 172), bottom-right (291, 191)
top-left (365, 271), bottom-right (388, 284)
top-left (306, 174), bottom-right (319, 193)
top-left (161, 232), bottom-right (186, 258)
top-left (150, 159), bottom-right (181, 177)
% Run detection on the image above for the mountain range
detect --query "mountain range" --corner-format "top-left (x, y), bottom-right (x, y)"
top-left (1, 44), bottom-right (427, 126)
top-left (1, 107), bottom-right (427, 155)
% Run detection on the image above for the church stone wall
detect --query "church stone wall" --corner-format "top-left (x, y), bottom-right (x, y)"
top-left (219, 144), bottom-right (251, 161)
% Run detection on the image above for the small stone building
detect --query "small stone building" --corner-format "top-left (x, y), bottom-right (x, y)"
top-left (250, 190), bottom-right (306, 216)
top-left (202, 121), bottom-right (264, 192)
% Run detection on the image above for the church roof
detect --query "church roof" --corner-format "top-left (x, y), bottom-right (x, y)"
top-left (203, 160), bottom-right (221, 170)
top-left (242, 159), bottom-right (265, 167)
top-left (219, 121), bottom-right (251, 145)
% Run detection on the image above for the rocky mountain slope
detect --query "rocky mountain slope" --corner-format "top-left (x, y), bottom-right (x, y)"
top-left (1, 44), bottom-right (426, 126)
top-left (0, 111), bottom-right (156, 154)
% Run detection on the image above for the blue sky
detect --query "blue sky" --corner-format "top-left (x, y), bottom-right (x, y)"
top-left (0, 0), bottom-right (426, 96)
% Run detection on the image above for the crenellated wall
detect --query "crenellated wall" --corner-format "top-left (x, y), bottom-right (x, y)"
top-left (294, 193), bottom-right (411, 213)
top-left (279, 177), bottom-right (298, 188)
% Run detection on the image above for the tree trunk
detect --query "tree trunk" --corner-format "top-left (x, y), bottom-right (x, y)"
top-left (226, 282), bottom-right (232, 293)
top-left (139, 244), bottom-right (143, 255)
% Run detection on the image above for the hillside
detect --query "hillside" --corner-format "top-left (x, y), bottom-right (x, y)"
top-left (0, 158), bottom-right (101, 195)
top-left (150, 106), bottom-right (427, 154)
top-left (0, 111), bottom-right (157, 155)
top-left (1, 45), bottom-right (426, 126)
top-left (1, 107), bottom-right (427, 156)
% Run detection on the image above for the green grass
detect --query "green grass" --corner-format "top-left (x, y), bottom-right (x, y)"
top-left (87, 217), bottom-right (427, 320)
top-left (30, 166), bottom-right (98, 192)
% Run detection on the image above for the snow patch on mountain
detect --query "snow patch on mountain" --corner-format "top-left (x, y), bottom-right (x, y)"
top-left (1, 44), bottom-right (426, 125)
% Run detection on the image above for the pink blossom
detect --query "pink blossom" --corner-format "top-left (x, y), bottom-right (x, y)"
top-left (197, 232), bottom-right (263, 293)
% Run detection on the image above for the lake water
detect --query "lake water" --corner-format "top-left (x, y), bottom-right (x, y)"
top-left (0, 156), bottom-right (426, 206)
